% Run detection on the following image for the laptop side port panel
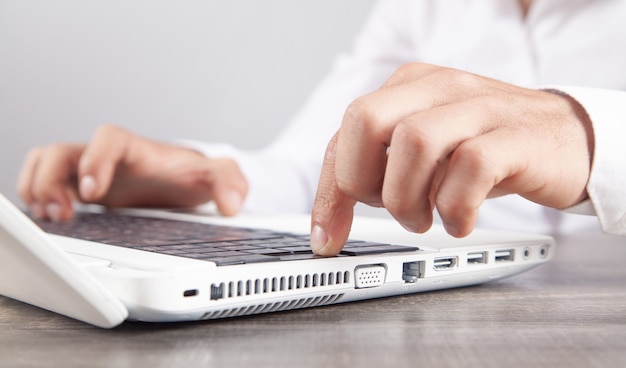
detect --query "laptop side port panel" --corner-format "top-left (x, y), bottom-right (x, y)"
top-left (402, 261), bottom-right (425, 283)
top-left (354, 264), bottom-right (387, 288)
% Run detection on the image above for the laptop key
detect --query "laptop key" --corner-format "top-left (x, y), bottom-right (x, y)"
top-left (278, 253), bottom-right (323, 261)
top-left (340, 244), bottom-right (419, 256)
top-left (213, 254), bottom-right (279, 266)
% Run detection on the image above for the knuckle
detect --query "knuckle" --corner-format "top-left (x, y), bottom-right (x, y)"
top-left (312, 179), bottom-right (353, 216)
top-left (343, 96), bottom-right (382, 132)
top-left (323, 133), bottom-right (339, 162)
top-left (433, 67), bottom-right (477, 87)
top-left (41, 143), bottom-right (71, 161)
top-left (387, 62), bottom-right (421, 84)
top-left (95, 123), bottom-right (122, 135)
top-left (313, 189), bottom-right (335, 212)
top-left (386, 62), bottom-right (444, 86)
top-left (452, 140), bottom-right (494, 175)
top-left (92, 124), bottom-right (130, 143)
top-left (25, 146), bottom-right (43, 159)
top-left (391, 120), bottom-right (434, 158)
top-left (393, 119), bottom-right (427, 144)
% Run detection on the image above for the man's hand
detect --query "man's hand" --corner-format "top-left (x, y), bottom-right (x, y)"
top-left (311, 63), bottom-right (594, 256)
top-left (17, 125), bottom-right (248, 220)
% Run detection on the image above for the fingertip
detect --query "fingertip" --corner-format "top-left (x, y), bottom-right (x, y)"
top-left (29, 200), bottom-right (73, 221)
top-left (443, 220), bottom-right (473, 238)
top-left (216, 189), bottom-right (244, 217)
top-left (310, 224), bottom-right (331, 255)
top-left (399, 220), bottom-right (431, 234)
top-left (16, 146), bottom-right (43, 205)
top-left (79, 175), bottom-right (97, 201)
top-left (443, 222), bottom-right (461, 237)
top-left (309, 220), bottom-right (352, 257)
top-left (45, 202), bottom-right (74, 222)
top-left (309, 202), bottom-right (355, 257)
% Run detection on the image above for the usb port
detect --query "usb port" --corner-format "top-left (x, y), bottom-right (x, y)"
top-left (467, 251), bottom-right (487, 264)
top-left (433, 256), bottom-right (458, 271)
top-left (494, 249), bottom-right (514, 262)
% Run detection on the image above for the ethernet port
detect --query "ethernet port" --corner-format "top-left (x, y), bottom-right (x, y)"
top-left (402, 261), bottom-right (424, 283)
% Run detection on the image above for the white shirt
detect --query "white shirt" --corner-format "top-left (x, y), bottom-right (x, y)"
top-left (184, 0), bottom-right (626, 236)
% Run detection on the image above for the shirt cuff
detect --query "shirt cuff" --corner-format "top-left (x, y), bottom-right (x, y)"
top-left (548, 86), bottom-right (626, 235)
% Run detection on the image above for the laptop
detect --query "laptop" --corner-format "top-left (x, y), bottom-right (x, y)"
top-left (0, 193), bottom-right (554, 328)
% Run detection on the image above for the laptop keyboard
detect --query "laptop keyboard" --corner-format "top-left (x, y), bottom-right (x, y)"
top-left (32, 212), bottom-right (419, 266)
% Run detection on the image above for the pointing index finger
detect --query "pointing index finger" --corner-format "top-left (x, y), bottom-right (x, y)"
top-left (310, 133), bottom-right (356, 256)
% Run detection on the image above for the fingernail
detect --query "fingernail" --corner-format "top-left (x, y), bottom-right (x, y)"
top-left (310, 225), bottom-right (329, 254)
top-left (80, 175), bottom-right (96, 200)
top-left (45, 202), bottom-right (62, 221)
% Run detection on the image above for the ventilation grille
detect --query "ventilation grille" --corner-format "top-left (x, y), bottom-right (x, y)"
top-left (201, 293), bottom-right (345, 320)
top-left (209, 270), bottom-right (351, 301)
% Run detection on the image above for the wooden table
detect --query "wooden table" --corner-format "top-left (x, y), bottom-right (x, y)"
top-left (1, 227), bottom-right (625, 368)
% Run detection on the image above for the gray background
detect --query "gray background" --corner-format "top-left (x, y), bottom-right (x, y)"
top-left (0, 0), bottom-right (376, 205)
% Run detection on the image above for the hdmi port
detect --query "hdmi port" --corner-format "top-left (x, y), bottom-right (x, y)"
top-left (433, 256), bottom-right (458, 271)
top-left (494, 249), bottom-right (515, 262)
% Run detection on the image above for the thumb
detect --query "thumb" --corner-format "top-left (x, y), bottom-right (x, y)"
top-left (310, 134), bottom-right (356, 256)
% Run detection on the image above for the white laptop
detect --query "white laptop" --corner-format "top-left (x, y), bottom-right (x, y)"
top-left (0, 193), bottom-right (554, 328)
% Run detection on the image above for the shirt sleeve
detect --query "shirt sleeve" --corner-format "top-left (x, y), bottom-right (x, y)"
top-left (555, 86), bottom-right (626, 235)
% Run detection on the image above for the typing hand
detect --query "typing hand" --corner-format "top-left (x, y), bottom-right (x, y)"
top-left (17, 125), bottom-right (247, 220)
top-left (310, 63), bottom-right (594, 256)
